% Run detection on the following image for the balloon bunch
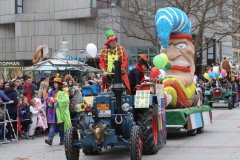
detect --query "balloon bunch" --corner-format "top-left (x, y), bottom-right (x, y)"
top-left (204, 69), bottom-right (227, 81)
top-left (150, 53), bottom-right (170, 79)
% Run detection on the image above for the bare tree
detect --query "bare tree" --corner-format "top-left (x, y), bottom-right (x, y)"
top-left (97, 0), bottom-right (240, 55)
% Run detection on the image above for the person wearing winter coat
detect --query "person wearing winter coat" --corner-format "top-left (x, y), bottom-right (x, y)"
top-left (28, 99), bottom-right (39, 138)
top-left (4, 82), bottom-right (18, 140)
top-left (128, 54), bottom-right (151, 95)
top-left (22, 76), bottom-right (37, 103)
top-left (18, 96), bottom-right (32, 139)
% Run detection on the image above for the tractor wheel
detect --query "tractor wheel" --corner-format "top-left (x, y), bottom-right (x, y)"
top-left (203, 96), bottom-right (209, 105)
top-left (197, 127), bottom-right (204, 134)
top-left (228, 97), bottom-right (233, 110)
top-left (83, 147), bottom-right (100, 155)
top-left (130, 125), bottom-right (143, 160)
top-left (65, 127), bottom-right (80, 160)
top-left (187, 129), bottom-right (197, 136)
top-left (137, 106), bottom-right (159, 155)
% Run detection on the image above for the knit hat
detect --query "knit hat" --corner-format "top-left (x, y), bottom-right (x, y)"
top-left (104, 29), bottom-right (118, 46)
top-left (155, 7), bottom-right (193, 49)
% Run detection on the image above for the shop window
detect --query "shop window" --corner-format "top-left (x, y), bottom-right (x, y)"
top-left (97, 0), bottom-right (121, 8)
top-left (207, 39), bottom-right (216, 65)
top-left (15, 0), bottom-right (23, 14)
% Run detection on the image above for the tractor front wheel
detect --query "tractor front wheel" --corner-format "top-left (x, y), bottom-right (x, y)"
top-left (130, 125), bottom-right (143, 160)
top-left (137, 106), bottom-right (159, 155)
top-left (228, 97), bottom-right (233, 110)
top-left (65, 127), bottom-right (80, 160)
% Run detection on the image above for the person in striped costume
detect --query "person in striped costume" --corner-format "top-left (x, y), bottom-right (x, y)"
top-left (155, 7), bottom-right (197, 108)
top-left (99, 29), bottom-right (130, 92)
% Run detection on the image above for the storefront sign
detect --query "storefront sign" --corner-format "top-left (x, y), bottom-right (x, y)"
top-left (0, 61), bottom-right (23, 67)
top-left (66, 55), bottom-right (88, 62)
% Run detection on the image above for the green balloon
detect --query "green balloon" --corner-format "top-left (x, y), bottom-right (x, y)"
top-left (164, 62), bottom-right (171, 71)
top-left (153, 55), bottom-right (164, 69)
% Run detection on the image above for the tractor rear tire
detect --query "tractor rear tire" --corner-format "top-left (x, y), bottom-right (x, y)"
top-left (130, 125), bottom-right (143, 160)
top-left (65, 127), bottom-right (80, 160)
top-left (137, 106), bottom-right (159, 155)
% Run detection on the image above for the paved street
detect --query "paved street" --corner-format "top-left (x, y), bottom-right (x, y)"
top-left (1, 107), bottom-right (240, 160)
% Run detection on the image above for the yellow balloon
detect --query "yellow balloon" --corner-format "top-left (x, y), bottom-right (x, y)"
top-left (203, 73), bottom-right (211, 81)
top-left (160, 53), bottom-right (169, 68)
top-left (218, 74), bottom-right (222, 79)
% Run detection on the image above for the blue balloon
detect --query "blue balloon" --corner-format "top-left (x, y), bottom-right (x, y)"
top-left (209, 73), bottom-right (214, 79)
top-left (222, 73), bottom-right (225, 78)
top-left (213, 72), bottom-right (219, 78)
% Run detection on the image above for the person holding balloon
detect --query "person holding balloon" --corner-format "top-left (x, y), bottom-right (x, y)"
top-left (128, 54), bottom-right (151, 95)
top-left (99, 29), bottom-right (130, 92)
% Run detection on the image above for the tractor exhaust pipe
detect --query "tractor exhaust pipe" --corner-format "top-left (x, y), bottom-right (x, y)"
top-left (112, 60), bottom-right (125, 114)
top-left (112, 60), bottom-right (125, 129)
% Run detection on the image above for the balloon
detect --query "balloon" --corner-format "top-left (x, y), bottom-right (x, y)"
top-left (209, 73), bottom-right (214, 79)
top-left (218, 74), bottom-right (223, 79)
top-left (86, 43), bottom-right (97, 58)
top-left (213, 72), bottom-right (219, 78)
top-left (208, 70), bottom-right (212, 74)
top-left (163, 62), bottom-right (171, 71)
top-left (159, 69), bottom-right (166, 79)
top-left (221, 69), bottom-right (227, 77)
top-left (153, 53), bottom-right (169, 69)
top-left (153, 55), bottom-right (164, 69)
top-left (203, 73), bottom-right (210, 81)
top-left (150, 67), bottom-right (160, 78)
top-left (160, 53), bottom-right (169, 68)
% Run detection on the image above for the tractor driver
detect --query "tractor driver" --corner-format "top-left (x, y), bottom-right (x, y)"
top-left (99, 29), bottom-right (130, 92)
top-left (128, 54), bottom-right (151, 95)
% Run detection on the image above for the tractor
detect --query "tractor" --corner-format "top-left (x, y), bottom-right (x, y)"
top-left (203, 79), bottom-right (234, 109)
top-left (64, 60), bottom-right (166, 160)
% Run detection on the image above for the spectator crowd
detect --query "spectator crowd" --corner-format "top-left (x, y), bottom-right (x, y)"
top-left (0, 73), bottom-right (101, 145)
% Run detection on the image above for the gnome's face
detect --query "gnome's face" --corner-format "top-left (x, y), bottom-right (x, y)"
top-left (164, 38), bottom-right (195, 86)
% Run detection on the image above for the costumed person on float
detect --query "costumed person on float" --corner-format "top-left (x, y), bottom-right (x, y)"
top-left (128, 54), bottom-right (151, 95)
top-left (99, 29), bottom-right (130, 92)
top-left (155, 7), bottom-right (198, 108)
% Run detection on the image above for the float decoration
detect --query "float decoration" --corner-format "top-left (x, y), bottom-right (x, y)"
top-left (155, 7), bottom-right (196, 108)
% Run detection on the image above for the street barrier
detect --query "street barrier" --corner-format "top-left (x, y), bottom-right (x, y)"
top-left (0, 102), bottom-right (18, 144)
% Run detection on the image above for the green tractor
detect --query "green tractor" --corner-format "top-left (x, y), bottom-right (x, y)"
top-left (203, 80), bottom-right (233, 109)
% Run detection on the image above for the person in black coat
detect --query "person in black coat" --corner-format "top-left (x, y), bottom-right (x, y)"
top-left (4, 82), bottom-right (18, 140)
top-left (128, 54), bottom-right (151, 95)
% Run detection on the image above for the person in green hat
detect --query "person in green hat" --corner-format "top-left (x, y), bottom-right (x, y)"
top-left (99, 29), bottom-right (130, 92)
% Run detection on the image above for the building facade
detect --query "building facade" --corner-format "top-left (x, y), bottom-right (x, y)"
top-left (0, 0), bottom-right (156, 79)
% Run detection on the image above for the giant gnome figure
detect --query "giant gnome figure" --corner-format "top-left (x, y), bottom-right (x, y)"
top-left (155, 7), bottom-right (197, 108)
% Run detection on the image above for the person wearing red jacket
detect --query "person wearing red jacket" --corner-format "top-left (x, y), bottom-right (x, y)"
top-left (99, 29), bottom-right (130, 92)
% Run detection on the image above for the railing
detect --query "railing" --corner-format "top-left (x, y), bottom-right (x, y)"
top-left (0, 102), bottom-right (18, 144)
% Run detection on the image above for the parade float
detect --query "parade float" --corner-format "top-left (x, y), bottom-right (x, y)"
top-left (153, 7), bottom-right (212, 135)
top-left (203, 67), bottom-right (238, 109)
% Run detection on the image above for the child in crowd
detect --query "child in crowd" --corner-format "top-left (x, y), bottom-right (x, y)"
top-left (18, 96), bottom-right (32, 139)
top-left (33, 91), bottom-right (48, 132)
top-left (28, 99), bottom-right (38, 139)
